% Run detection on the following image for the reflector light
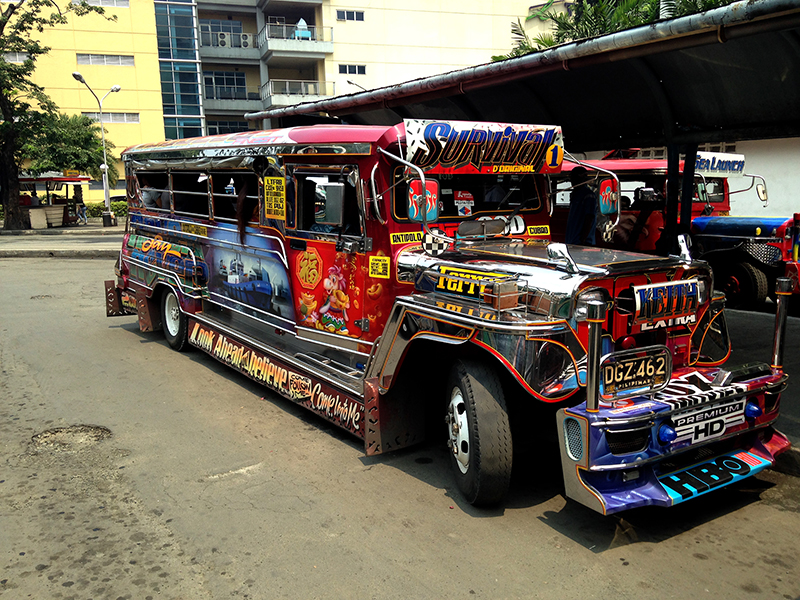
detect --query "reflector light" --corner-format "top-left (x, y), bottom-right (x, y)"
top-left (621, 336), bottom-right (637, 350)
top-left (658, 423), bottom-right (677, 444)
top-left (745, 401), bottom-right (763, 419)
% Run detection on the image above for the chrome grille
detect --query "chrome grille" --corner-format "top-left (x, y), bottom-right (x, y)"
top-left (744, 240), bottom-right (782, 265)
top-left (564, 418), bottom-right (583, 461)
top-left (606, 427), bottom-right (650, 455)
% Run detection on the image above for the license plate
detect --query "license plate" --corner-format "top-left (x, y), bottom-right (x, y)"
top-left (600, 345), bottom-right (671, 401)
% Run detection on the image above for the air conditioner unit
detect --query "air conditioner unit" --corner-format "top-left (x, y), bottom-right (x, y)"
top-left (217, 32), bottom-right (228, 47)
top-left (240, 33), bottom-right (252, 48)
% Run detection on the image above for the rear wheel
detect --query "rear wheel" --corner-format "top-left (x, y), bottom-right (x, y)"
top-left (720, 262), bottom-right (768, 309)
top-left (161, 288), bottom-right (189, 351)
top-left (445, 359), bottom-right (512, 506)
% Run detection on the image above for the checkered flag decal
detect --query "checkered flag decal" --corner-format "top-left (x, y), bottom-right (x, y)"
top-left (423, 230), bottom-right (449, 256)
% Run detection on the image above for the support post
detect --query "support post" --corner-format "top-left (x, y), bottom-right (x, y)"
top-left (772, 277), bottom-right (792, 369)
top-left (680, 144), bottom-right (698, 234)
top-left (658, 144), bottom-right (681, 256)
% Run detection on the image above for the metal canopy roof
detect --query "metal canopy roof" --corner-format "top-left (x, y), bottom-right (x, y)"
top-left (246, 0), bottom-right (800, 153)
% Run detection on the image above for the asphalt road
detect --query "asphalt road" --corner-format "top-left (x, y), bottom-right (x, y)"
top-left (1, 258), bottom-right (799, 600)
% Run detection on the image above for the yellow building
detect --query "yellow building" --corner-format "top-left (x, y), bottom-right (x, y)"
top-left (29, 0), bottom-right (165, 202)
top-left (25, 0), bottom-right (536, 201)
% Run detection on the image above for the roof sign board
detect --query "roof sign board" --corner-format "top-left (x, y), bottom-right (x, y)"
top-left (694, 152), bottom-right (746, 178)
top-left (405, 119), bottom-right (563, 175)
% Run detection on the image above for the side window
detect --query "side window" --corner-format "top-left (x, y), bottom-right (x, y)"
top-left (619, 180), bottom-right (646, 210)
top-left (209, 171), bottom-right (260, 223)
top-left (171, 171), bottom-right (210, 217)
top-left (700, 178), bottom-right (725, 203)
top-left (292, 167), bottom-right (362, 236)
top-left (135, 171), bottom-right (170, 211)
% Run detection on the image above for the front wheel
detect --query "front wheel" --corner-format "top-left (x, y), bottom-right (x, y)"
top-left (719, 262), bottom-right (768, 309)
top-left (161, 288), bottom-right (189, 351)
top-left (445, 359), bottom-right (512, 506)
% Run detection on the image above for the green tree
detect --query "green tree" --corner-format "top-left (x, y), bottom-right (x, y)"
top-left (23, 113), bottom-right (118, 185)
top-left (0, 1), bottom-right (112, 230)
top-left (493, 0), bottom-right (737, 61)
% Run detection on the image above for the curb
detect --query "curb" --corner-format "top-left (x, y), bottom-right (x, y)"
top-left (0, 250), bottom-right (119, 259)
top-left (0, 226), bottom-right (125, 236)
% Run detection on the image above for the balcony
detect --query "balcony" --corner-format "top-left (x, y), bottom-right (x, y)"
top-left (257, 23), bottom-right (333, 66)
top-left (199, 31), bottom-right (260, 64)
top-left (261, 79), bottom-right (334, 108)
top-left (203, 85), bottom-right (264, 113)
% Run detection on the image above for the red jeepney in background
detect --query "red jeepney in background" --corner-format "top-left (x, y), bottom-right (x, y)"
top-left (554, 152), bottom-right (799, 309)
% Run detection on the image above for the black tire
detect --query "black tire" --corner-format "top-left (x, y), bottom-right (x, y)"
top-left (445, 359), bottom-right (512, 506)
top-left (161, 288), bottom-right (189, 351)
top-left (720, 262), bottom-right (768, 309)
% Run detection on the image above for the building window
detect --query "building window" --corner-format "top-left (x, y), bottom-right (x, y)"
top-left (203, 71), bottom-right (248, 100)
top-left (3, 52), bottom-right (29, 63)
top-left (199, 19), bottom-right (250, 47)
top-left (77, 0), bottom-right (130, 6)
top-left (207, 121), bottom-right (251, 135)
top-left (336, 10), bottom-right (364, 21)
top-left (155, 3), bottom-right (198, 61)
top-left (164, 117), bottom-right (203, 141)
top-left (637, 142), bottom-right (737, 160)
top-left (82, 112), bottom-right (140, 123)
top-left (160, 61), bottom-right (202, 117)
top-left (338, 64), bottom-right (366, 75)
top-left (77, 53), bottom-right (134, 66)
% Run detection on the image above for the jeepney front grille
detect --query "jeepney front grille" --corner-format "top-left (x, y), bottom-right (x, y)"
top-left (564, 418), bottom-right (583, 461)
top-left (606, 427), bottom-right (650, 455)
top-left (744, 240), bottom-right (782, 265)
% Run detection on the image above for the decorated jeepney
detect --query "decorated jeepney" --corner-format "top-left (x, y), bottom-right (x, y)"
top-left (105, 120), bottom-right (793, 514)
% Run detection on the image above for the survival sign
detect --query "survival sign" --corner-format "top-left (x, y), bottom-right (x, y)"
top-left (405, 119), bottom-right (563, 175)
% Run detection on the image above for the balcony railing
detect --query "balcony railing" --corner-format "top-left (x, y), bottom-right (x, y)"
top-left (200, 31), bottom-right (258, 49)
top-left (262, 79), bottom-right (335, 99)
top-left (204, 85), bottom-right (262, 101)
top-left (257, 23), bottom-right (333, 47)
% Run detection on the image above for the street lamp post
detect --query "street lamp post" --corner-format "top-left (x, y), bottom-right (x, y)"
top-left (72, 72), bottom-right (121, 227)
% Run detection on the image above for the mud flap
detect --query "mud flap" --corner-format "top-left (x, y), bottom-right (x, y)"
top-left (105, 280), bottom-right (127, 317)
top-left (364, 378), bottom-right (426, 456)
top-left (136, 288), bottom-right (161, 333)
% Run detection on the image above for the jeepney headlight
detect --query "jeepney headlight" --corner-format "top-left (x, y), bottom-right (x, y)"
top-left (574, 288), bottom-right (609, 321)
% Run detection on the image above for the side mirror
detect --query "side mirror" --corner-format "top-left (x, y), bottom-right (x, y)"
top-left (756, 182), bottom-right (768, 203)
top-left (408, 179), bottom-right (439, 223)
top-left (598, 178), bottom-right (619, 215)
top-left (696, 181), bottom-right (709, 205)
top-left (635, 187), bottom-right (657, 203)
top-left (316, 182), bottom-right (345, 226)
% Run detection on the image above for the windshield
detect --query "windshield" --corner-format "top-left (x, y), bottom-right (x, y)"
top-left (392, 167), bottom-right (544, 222)
top-left (553, 172), bottom-right (726, 209)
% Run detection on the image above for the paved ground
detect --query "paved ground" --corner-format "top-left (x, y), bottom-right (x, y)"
top-left (0, 220), bottom-right (124, 258)
top-left (0, 258), bottom-right (799, 600)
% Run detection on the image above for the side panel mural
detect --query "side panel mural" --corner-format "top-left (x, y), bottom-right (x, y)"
top-left (187, 318), bottom-right (364, 437)
top-left (289, 241), bottom-right (366, 338)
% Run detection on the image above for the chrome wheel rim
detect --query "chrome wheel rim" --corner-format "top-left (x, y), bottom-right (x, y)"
top-left (164, 293), bottom-right (181, 337)
top-left (446, 387), bottom-right (470, 474)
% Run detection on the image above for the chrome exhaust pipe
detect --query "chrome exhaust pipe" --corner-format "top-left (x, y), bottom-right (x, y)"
top-left (585, 300), bottom-right (607, 413)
